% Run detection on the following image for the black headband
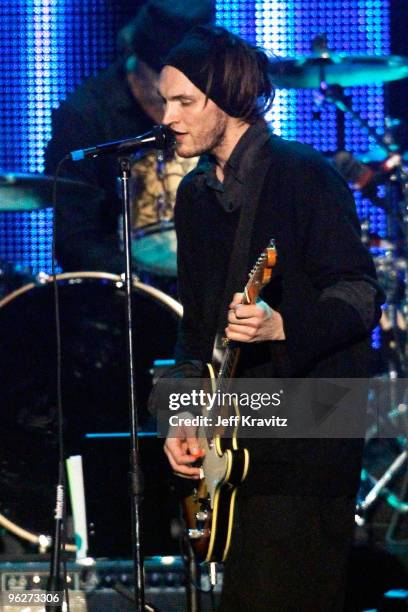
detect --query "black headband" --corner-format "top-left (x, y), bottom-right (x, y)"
top-left (163, 27), bottom-right (245, 117)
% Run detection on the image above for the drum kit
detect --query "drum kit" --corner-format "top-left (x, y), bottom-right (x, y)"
top-left (268, 38), bottom-right (408, 538)
top-left (0, 174), bottom-right (183, 556)
top-left (1, 41), bottom-right (408, 556)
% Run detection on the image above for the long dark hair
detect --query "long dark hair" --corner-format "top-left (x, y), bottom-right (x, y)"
top-left (199, 26), bottom-right (275, 123)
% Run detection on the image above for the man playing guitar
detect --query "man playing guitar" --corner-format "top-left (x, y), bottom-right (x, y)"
top-left (156, 25), bottom-right (383, 611)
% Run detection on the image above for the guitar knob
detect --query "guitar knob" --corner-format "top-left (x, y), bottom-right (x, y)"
top-left (195, 510), bottom-right (209, 521)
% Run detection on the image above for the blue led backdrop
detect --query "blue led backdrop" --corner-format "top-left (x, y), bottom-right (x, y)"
top-left (0, 0), bottom-right (391, 275)
top-left (0, 0), bottom-right (134, 273)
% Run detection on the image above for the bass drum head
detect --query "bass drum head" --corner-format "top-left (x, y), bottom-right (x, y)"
top-left (0, 272), bottom-right (181, 550)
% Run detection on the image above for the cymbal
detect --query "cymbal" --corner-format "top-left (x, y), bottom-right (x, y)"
top-left (0, 173), bottom-right (103, 212)
top-left (269, 54), bottom-right (408, 89)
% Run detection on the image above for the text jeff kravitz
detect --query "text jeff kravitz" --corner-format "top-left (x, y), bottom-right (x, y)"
top-left (168, 414), bottom-right (288, 428)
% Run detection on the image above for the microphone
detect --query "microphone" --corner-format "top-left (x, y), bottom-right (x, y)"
top-left (70, 125), bottom-right (173, 161)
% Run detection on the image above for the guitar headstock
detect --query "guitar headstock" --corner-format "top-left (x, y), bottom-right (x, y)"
top-left (244, 239), bottom-right (277, 304)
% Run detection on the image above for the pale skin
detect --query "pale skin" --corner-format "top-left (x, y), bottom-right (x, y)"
top-left (159, 66), bottom-right (285, 478)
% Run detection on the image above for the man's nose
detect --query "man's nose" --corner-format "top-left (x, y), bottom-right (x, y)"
top-left (162, 104), bottom-right (178, 126)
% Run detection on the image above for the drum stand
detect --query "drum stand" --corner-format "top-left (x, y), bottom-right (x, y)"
top-left (355, 157), bottom-right (408, 544)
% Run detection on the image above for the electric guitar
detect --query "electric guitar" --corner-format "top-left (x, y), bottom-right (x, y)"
top-left (182, 239), bottom-right (277, 563)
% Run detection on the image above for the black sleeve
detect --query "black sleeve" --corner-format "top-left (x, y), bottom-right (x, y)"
top-left (279, 157), bottom-right (384, 373)
top-left (45, 102), bottom-right (105, 186)
top-left (44, 102), bottom-right (123, 273)
top-left (173, 179), bottom-right (209, 364)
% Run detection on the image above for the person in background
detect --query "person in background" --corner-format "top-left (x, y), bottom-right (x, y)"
top-left (44, 0), bottom-right (213, 273)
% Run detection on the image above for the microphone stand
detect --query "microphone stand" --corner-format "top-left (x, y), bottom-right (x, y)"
top-left (119, 154), bottom-right (146, 611)
top-left (45, 479), bottom-right (65, 612)
top-left (64, 126), bottom-right (171, 611)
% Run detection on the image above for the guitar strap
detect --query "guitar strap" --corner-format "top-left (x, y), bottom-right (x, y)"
top-left (216, 137), bottom-right (274, 335)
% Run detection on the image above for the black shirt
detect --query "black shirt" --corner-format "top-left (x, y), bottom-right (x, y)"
top-left (172, 122), bottom-right (384, 495)
top-left (197, 118), bottom-right (272, 212)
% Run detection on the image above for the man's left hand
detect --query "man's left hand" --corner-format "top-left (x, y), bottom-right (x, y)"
top-left (225, 293), bottom-right (285, 342)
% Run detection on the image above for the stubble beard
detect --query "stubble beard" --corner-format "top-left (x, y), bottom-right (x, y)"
top-left (176, 111), bottom-right (228, 159)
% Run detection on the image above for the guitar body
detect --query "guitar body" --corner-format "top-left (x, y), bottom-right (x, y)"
top-left (181, 241), bottom-right (277, 563)
top-left (181, 363), bottom-right (250, 563)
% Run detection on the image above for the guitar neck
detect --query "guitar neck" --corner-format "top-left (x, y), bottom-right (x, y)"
top-left (216, 285), bottom-right (253, 387)
top-left (214, 239), bottom-right (277, 391)
top-left (217, 344), bottom-right (240, 388)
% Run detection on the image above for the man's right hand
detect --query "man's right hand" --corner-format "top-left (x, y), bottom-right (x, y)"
top-left (164, 411), bottom-right (204, 479)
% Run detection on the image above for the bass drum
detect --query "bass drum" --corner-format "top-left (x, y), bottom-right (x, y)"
top-left (0, 271), bottom-right (181, 553)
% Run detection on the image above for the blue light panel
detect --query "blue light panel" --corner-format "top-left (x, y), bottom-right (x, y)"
top-left (0, 0), bottom-right (124, 273)
top-left (217, 0), bottom-right (389, 240)
top-left (0, 1), bottom-right (391, 277)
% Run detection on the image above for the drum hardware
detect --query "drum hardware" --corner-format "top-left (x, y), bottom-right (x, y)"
top-left (276, 36), bottom-right (408, 535)
top-left (357, 448), bottom-right (408, 520)
top-left (357, 385), bottom-right (408, 537)
top-left (314, 37), bottom-right (408, 379)
top-left (357, 398), bottom-right (408, 529)
top-left (0, 173), bottom-right (103, 212)
top-left (267, 42), bottom-right (408, 90)
top-left (386, 467), bottom-right (408, 549)
top-left (0, 272), bottom-right (181, 558)
top-left (269, 34), bottom-right (408, 174)
top-left (299, 36), bottom-right (408, 382)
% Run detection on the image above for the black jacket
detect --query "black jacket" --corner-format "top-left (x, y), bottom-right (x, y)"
top-left (172, 129), bottom-right (384, 496)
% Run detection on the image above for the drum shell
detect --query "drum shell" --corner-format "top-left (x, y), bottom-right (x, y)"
top-left (0, 272), bottom-right (181, 556)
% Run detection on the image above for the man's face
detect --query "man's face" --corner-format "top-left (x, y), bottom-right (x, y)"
top-left (159, 66), bottom-right (228, 158)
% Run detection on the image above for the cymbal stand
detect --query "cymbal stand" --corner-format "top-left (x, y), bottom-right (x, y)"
top-left (318, 82), bottom-right (398, 158)
top-left (308, 36), bottom-right (408, 541)
top-left (387, 161), bottom-right (408, 376)
top-left (316, 62), bottom-right (408, 377)
top-left (310, 34), bottom-right (397, 155)
top-left (357, 446), bottom-right (408, 519)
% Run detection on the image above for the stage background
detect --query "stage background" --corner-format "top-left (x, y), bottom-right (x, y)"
top-left (0, 0), bottom-right (401, 293)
